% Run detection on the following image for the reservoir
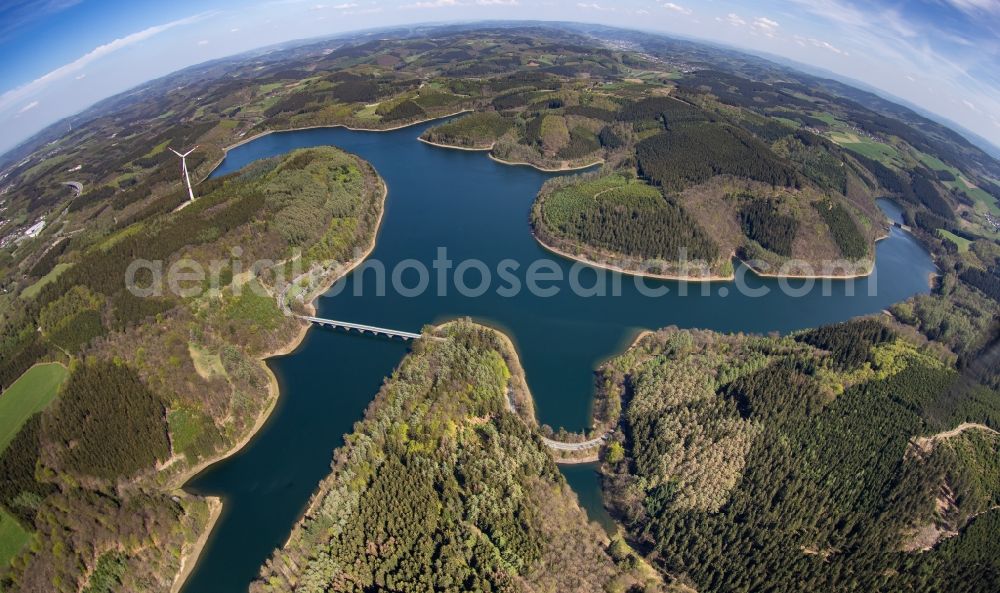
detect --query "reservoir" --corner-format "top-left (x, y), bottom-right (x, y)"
top-left (182, 119), bottom-right (935, 592)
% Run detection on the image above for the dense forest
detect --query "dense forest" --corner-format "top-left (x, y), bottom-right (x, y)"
top-left (636, 123), bottom-right (799, 191)
top-left (600, 322), bottom-right (1000, 593)
top-left (43, 361), bottom-right (169, 481)
top-left (253, 321), bottom-right (658, 593)
top-left (813, 199), bottom-right (868, 260)
top-left (532, 173), bottom-right (721, 268)
top-left (738, 196), bottom-right (798, 257)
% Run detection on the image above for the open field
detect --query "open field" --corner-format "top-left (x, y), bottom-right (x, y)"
top-left (938, 229), bottom-right (972, 252)
top-left (188, 343), bottom-right (227, 380)
top-left (0, 509), bottom-right (30, 569)
top-left (917, 149), bottom-right (1000, 218)
top-left (0, 363), bottom-right (68, 453)
top-left (828, 130), bottom-right (900, 162)
top-left (20, 263), bottom-right (72, 300)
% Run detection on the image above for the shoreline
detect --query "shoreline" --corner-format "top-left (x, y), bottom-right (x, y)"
top-left (437, 320), bottom-right (611, 464)
top-left (532, 225), bottom-right (900, 282)
top-left (219, 109), bottom-right (474, 156)
top-left (169, 496), bottom-right (222, 593)
top-left (533, 231), bottom-right (736, 282)
top-left (416, 134), bottom-right (604, 173)
top-left (550, 453), bottom-right (600, 464)
top-left (168, 171), bottom-right (389, 593)
top-left (416, 137), bottom-right (494, 152)
top-left (488, 153), bottom-right (604, 173)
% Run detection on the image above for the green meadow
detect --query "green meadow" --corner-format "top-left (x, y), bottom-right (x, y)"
top-left (0, 363), bottom-right (68, 453)
top-left (0, 508), bottom-right (30, 568)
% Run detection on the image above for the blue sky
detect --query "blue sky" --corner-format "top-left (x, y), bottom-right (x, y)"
top-left (1, 0), bottom-right (999, 156)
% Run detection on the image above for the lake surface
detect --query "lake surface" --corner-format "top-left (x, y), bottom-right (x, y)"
top-left (182, 120), bottom-right (935, 592)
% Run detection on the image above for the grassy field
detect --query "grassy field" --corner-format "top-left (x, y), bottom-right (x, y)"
top-left (0, 508), bottom-right (30, 569)
top-left (0, 363), bottom-right (68, 453)
top-left (811, 111), bottom-right (839, 126)
top-left (20, 262), bottom-right (72, 300)
top-left (955, 177), bottom-right (1000, 218)
top-left (938, 229), bottom-right (972, 252)
top-left (188, 342), bottom-right (227, 380)
top-left (917, 150), bottom-right (1000, 218)
top-left (828, 130), bottom-right (901, 162)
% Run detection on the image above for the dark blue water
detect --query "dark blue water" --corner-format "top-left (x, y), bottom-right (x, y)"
top-left (560, 462), bottom-right (617, 535)
top-left (182, 120), bottom-right (935, 593)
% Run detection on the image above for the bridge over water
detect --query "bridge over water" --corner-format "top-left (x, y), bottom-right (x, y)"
top-left (300, 315), bottom-right (611, 456)
top-left (298, 315), bottom-right (423, 340)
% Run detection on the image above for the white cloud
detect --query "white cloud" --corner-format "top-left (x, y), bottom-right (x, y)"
top-left (197, 39), bottom-right (209, 45)
top-left (18, 101), bottom-right (39, 114)
top-left (962, 99), bottom-right (981, 112)
top-left (476, 0), bottom-right (518, 5)
top-left (0, 12), bottom-right (213, 115)
top-left (752, 16), bottom-right (780, 37)
top-left (230, 27), bottom-right (240, 32)
top-left (810, 36), bottom-right (845, 54)
top-left (943, 0), bottom-right (1000, 16)
top-left (342, 6), bottom-right (384, 13)
top-left (74, 73), bottom-right (86, 80)
top-left (726, 13), bottom-right (746, 27)
top-left (663, 3), bottom-right (691, 15)
top-left (577, 2), bottom-right (615, 11)
top-left (405, 0), bottom-right (461, 8)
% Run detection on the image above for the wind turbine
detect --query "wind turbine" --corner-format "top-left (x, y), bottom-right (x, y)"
top-left (169, 145), bottom-right (198, 202)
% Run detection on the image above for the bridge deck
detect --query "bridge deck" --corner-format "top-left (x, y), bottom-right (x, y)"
top-left (298, 315), bottom-right (423, 340)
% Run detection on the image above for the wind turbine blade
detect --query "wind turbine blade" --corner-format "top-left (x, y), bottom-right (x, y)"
top-left (168, 148), bottom-right (183, 157)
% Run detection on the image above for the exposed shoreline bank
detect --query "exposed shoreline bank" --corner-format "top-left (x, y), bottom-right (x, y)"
top-left (533, 232), bottom-right (736, 282)
top-left (416, 137), bottom-right (494, 152)
top-left (416, 134), bottom-right (604, 173)
top-left (169, 496), bottom-right (222, 593)
top-left (488, 153), bottom-right (604, 173)
top-left (532, 226), bottom-right (897, 282)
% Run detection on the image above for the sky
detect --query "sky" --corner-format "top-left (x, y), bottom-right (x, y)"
top-left (0, 0), bottom-right (999, 156)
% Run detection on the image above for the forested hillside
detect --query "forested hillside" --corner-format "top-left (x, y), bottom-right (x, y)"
top-left (254, 321), bottom-right (658, 593)
top-left (599, 322), bottom-right (1000, 592)
top-left (0, 148), bottom-right (385, 592)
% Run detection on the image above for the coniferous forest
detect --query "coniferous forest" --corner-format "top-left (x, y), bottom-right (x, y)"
top-left (600, 322), bottom-right (1000, 593)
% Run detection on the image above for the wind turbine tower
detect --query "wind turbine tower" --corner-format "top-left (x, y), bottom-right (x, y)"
top-left (169, 146), bottom-right (198, 202)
